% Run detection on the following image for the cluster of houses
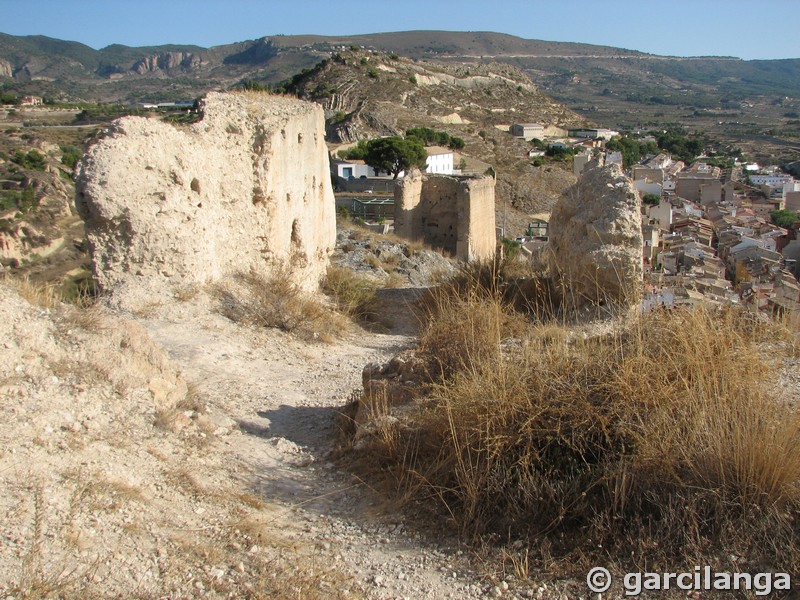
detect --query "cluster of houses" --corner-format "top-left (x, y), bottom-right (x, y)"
top-left (510, 120), bottom-right (800, 316)
top-left (329, 123), bottom-right (800, 317)
top-left (507, 121), bottom-right (800, 315)
top-left (636, 158), bottom-right (800, 315)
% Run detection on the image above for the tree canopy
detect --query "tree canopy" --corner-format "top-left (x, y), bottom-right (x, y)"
top-left (642, 193), bottom-right (661, 206)
top-left (605, 136), bottom-right (658, 168)
top-left (654, 128), bottom-right (705, 164)
top-left (770, 209), bottom-right (800, 228)
top-left (364, 136), bottom-right (428, 179)
top-left (405, 127), bottom-right (465, 150)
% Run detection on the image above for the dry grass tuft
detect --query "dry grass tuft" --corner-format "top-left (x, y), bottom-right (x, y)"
top-left (4, 276), bottom-right (61, 308)
top-left (10, 483), bottom-right (101, 599)
top-left (321, 264), bottom-right (379, 322)
top-left (173, 283), bottom-right (200, 302)
top-left (216, 267), bottom-right (348, 342)
top-left (176, 381), bottom-right (207, 413)
top-left (354, 293), bottom-right (800, 571)
top-left (4, 273), bottom-right (99, 309)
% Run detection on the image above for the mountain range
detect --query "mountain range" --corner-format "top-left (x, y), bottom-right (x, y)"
top-left (2, 30), bottom-right (799, 165)
top-left (2, 30), bottom-right (799, 107)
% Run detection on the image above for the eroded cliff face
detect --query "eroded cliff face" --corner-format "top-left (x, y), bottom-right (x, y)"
top-left (132, 52), bottom-right (203, 74)
top-left (76, 91), bottom-right (336, 303)
top-left (548, 163), bottom-right (643, 310)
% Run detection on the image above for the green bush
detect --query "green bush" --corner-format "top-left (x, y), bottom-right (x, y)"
top-left (771, 209), bottom-right (800, 228)
top-left (0, 186), bottom-right (37, 213)
top-left (13, 149), bottom-right (46, 171)
top-left (642, 193), bottom-right (661, 206)
top-left (60, 145), bottom-right (82, 171)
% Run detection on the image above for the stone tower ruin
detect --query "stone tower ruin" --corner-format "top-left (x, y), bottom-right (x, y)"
top-left (394, 171), bottom-right (496, 261)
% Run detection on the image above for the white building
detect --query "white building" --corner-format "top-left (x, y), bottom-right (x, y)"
top-left (332, 146), bottom-right (454, 179)
top-left (634, 179), bottom-right (662, 197)
top-left (570, 128), bottom-right (620, 141)
top-left (425, 146), bottom-right (455, 175)
top-left (750, 173), bottom-right (793, 187)
top-left (510, 123), bottom-right (546, 141)
top-left (647, 201), bottom-right (673, 232)
top-left (331, 159), bottom-right (382, 180)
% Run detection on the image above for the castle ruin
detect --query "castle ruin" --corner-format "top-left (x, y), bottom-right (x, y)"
top-left (394, 171), bottom-right (496, 261)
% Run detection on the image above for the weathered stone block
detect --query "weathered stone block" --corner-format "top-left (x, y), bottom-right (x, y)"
top-left (548, 163), bottom-right (643, 309)
top-left (76, 92), bottom-right (336, 301)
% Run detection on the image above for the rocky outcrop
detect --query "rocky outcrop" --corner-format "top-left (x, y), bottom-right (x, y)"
top-left (548, 163), bottom-right (643, 310)
top-left (0, 59), bottom-right (12, 78)
top-left (132, 52), bottom-right (202, 74)
top-left (395, 171), bottom-right (496, 262)
top-left (223, 38), bottom-right (278, 65)
top-left (76, 91), bottom-right (336, 302)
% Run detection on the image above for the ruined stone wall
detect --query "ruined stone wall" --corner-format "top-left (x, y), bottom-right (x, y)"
top-left (461, 176), bottom-right (497, 261)
top-left (394, 171), bottom-right (495, 261)
top-left (76, 91), bottom-right (336, 301)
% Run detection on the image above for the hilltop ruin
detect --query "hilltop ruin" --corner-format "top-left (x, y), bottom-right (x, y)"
top-left (394, 171), bottom-right (496, 261)
top-left (76, 92), bottom-right (336, 304)
top-left (548, 163), bottom-right (643, 310)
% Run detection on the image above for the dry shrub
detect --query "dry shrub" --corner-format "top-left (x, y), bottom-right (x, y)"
top-left (364, 253), bottom-right (383, 270)
top-left (4, 273), bottom-right (99, 309)
top-left (4, 276), bottom-right (61, 308)
top-left (322, 264), bottom-right (379, 322)
top-left (361, 300), bottom-right (800, 570)
top-left (416, 287), bottom-right (527, 380)
top-left (216, 267), bottom-right (347, 342)
top-left (427, 258), bottom-right (559, 320)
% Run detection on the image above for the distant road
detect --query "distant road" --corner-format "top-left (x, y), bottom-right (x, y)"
top-left (447, 54), bottom-right (742, 61)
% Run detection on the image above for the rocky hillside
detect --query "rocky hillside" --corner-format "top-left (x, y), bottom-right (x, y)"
top-left (0, 124), bottom-right (90, 293)
top-left (286, 49), bottom-right (582, 216)
top-left (3, 30), bottom-right (799, 107)
top-left (0, 33), bottom-right (324, 103)
top-left (3, 30), bottom-right (798, 164)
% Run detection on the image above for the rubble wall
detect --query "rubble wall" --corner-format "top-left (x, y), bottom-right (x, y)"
top-left (76, 91), bottom-right (336, 298)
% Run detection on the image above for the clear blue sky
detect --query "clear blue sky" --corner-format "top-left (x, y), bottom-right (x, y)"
top-left (3, 0), bottom-right (798, 60)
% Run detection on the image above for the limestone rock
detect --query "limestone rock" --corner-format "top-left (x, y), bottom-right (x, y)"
top-left (547, 163), bottom-right (643, 309)
top-left (76, 92), bottom-right (336, 304)
top-left (132, 52), bottom-right (202, 74)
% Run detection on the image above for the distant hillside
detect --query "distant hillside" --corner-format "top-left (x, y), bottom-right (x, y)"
top-left (282, 48), bottom-right (582, 217)
top-left (1, 30), bottom-right (798, 163)
top-left (1, 30), bottom-right (799, 105)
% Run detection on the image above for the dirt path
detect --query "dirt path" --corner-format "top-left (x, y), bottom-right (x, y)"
top-left (136, 297), bottom-right (507, 599)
